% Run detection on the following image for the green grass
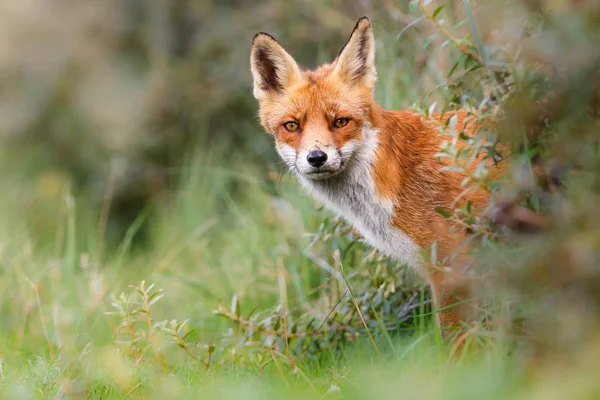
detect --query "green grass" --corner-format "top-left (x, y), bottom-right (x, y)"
top-left (0, 155), bottom-right (597, 400)
top-left (0, 156), bottom-right (436, 398)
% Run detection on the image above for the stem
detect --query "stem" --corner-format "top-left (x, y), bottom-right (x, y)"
top-left (27, 279), bottom-right (55, 359)
top-left (141, 289), bottom-right (164, 367)
top-left (418, 0), bottom-right (484, 65)
top-left (216, 309), bottom-right (314, 339)
top-left (334, 253), bottom-right (382, 359)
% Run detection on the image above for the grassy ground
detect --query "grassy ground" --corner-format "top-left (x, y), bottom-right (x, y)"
top-left (1, 153), bottom-right (598, 400)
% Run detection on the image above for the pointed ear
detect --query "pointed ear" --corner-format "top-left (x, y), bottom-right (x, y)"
top-left (333, 17), bottom-right (377, 90)
top-left (251, 33), bottom-right (302, 99)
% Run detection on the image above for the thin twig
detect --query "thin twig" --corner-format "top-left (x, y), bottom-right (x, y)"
top-left (463, 0), bottom-right (504, 103)
top-left (276, 257), bottom-right (290, 354)
top-left (206, 340), bottom-right (213, 369)
top-left (96, 161), bottom-right (116, 266)
top-left (333, 253), bottom-right (381, 358)
top-left (418, 0), bottom-right (484, 65)
top-left (173, 334), bottom-right (201, 362)
top-left (304, 250), bottom-right (344, 281)
top-left (26, 278), bottom-right (55, 359)
top-left (313, 288), bottom-right (349, 335)
top-left (216, 308), bottom-right (315, 338)
top-left (140, 285), bottom-right (164, 368)
top-left (269, 349), bottom-right (291, 390)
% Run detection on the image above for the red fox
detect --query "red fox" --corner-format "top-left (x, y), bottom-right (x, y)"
top-left (250, 17), bottom-right (504, 344)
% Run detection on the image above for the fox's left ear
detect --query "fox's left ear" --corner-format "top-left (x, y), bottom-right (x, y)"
top-left (333, 17), bottom-right (377, 90)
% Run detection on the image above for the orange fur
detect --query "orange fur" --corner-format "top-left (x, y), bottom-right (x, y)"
top-left (372, 109), bottom-right (495, 333)
top-left (251, 17), bottom-right (505, 343)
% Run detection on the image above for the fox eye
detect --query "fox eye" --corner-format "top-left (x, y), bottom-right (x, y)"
top-left (283, 121), bottom-right (300, 132)
top-left (333, 118), bottom-right (350, 128)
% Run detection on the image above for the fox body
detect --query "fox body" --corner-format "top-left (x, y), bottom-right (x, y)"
top-left (251, 17), bottom-right (501, 339)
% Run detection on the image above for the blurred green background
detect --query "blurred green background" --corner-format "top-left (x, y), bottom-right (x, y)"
top-left (0, 0), bottom-right (439, 336)
top-left (0, 0), bottom-right (426, 249)
top-left (0, 0), bottom-right (435, 383)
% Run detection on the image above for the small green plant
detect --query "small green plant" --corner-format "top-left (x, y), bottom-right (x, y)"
top-left (108, 281), bottom-right (217, 369)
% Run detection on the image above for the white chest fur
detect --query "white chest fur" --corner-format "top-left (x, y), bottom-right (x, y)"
top-left (297, 126), bottom-right (420, 266)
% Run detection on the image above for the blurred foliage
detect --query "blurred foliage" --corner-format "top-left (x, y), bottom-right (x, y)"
top-left (0, 0), bottom-right (408, 248)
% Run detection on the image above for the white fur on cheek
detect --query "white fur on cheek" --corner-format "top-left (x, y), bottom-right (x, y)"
top-left (276, 142), bottom-right (299, 173)
top-left (339, 139), bottom-right (360, 165)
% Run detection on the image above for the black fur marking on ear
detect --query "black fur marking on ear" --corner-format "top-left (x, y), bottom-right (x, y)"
top-left (253, 32), bottom-right (278, 44)
top-left (354, 16), bottom-right (371, 31)
top-left (336, 16), bottom-right (370, 59)
top-left (254, 45), bottom-right (283, 92)
top-left (354, 28), bottom-right (370, 79)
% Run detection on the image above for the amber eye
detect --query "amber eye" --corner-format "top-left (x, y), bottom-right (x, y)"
top-left (283, 121), bottom-right (300, 132)
top-left (333, 118), bottom-right (350, 128)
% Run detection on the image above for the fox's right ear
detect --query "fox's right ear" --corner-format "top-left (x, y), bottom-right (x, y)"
top-left (251, 33), bottom-right (302, 100)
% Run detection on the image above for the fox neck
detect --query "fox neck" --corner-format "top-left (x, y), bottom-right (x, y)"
top-left (296, 115), bottom-right (420, 266)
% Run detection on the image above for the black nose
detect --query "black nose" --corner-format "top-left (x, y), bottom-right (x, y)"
top-left (306, 150), bottom-right (328, 168)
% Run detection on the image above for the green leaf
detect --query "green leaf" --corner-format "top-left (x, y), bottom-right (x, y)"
top-left (432, 5), bottom-right (445, 19)
top-left (148, 292), bottom-right (165, 307)
top-left (430, 240), bottom-right (438, 265)
top-left (448, 61), bottom-right (460, 78)
top-left (435, 207), bottom-right (452, 219)
top-left (440, 165), bottom-right (466, 173)
top-left (245, 305), bottom-right (259, 320)
top-left (182, 329), bottom-right (199, 342)
top-left (449, 115), bottom-right (458, 130)
top-left (207, 343), bottom-right (216, 354)
top-left (459, 132), bottom-right (472, 141)
top-left (423, 34), bottom-right (437, 49)
top-left (409, 0), bottom-right (418, 13)
top-left (231, 295), bottom-right (240, 318)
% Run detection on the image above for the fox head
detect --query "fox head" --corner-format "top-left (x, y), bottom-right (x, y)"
top-left (251, 17), bottom-right (378, 180)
